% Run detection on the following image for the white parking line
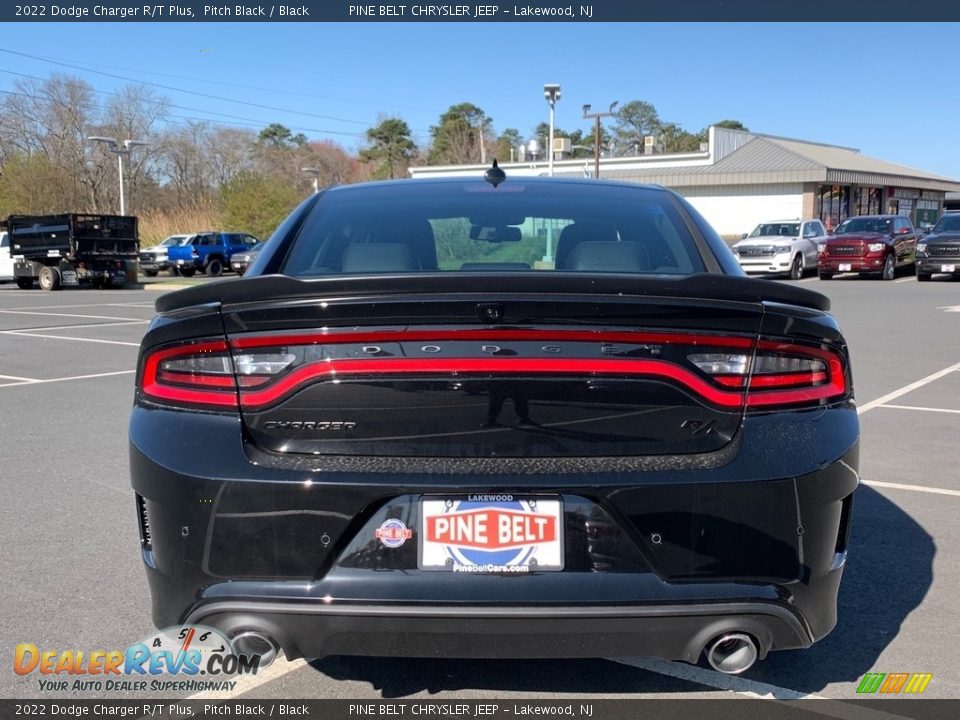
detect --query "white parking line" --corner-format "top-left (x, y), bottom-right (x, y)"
top-left (857, 361), bottom-right (960, 415)
top-left (0, 370), bottom-right (134, 388)
top-left (862, 480), bottom-right (960, 498)
top-left (0, 310), bottom-right (144, 321)
top-left (613, 656), bottom-right (823, 699)
top-left (0, 302), bottom-right (153, 311)
top-left (606, 659), bottom-right (917, 720)
top-left (5, 320), bottom-right (149, 332)
top-left (187, 657), bottom-right (308, 700)
top-left (0, 373), bottom-right (37, 382)
top-left (0, 330), bottom-right (140, 347)
top-left (893, 276), bottom-right (914, 283)
top-left (879, 404), bottom-right (960, 415)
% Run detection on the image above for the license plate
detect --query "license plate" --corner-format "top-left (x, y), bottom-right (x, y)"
top-left (419, 495), bottom-right (563, 572)
top-left (838, 263), bottom-right (852, 272)
top-left (942, 264), bottom-right (956, 273)
top-left (60, 271), bottom-right (78, 286)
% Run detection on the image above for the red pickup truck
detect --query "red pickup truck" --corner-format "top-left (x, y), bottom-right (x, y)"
top-left (818, 215), bottom-right (918, 280)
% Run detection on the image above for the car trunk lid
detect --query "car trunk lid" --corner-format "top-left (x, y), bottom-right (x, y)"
top-left (207, 274), bottom-right (784, 459)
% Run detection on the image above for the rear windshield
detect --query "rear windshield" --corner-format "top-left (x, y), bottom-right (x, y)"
top-left (280, 181), bottom-right (707, 276)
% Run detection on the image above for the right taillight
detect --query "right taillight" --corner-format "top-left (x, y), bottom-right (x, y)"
top-left (692, 340), bottom-right (847, 409)
top-left (140, 340), bottom-right (239, 409)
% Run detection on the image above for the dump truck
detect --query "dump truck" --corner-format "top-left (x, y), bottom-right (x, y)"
top-left (7, 213), bottom-right (139, 290)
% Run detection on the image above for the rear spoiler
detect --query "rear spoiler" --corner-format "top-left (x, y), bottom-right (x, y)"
top-left (155, 272), bottom-right (831, 314)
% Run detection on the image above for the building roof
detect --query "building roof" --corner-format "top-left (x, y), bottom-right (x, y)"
top-left (557, 130), bottom-right (960, 192)
top-left (410, 127), bottom-right (960, 193)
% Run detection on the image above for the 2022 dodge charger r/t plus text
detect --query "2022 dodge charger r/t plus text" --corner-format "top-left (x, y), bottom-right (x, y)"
top-left (130, 171), bottom-right (859, 675)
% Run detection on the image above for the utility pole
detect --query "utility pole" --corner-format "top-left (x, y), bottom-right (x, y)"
top-left (543, 84), bottom-right (561, 177)
top-left (581, 101), bottom-right (618, 179)
top-left (87, 137), bottom-right (149, 215)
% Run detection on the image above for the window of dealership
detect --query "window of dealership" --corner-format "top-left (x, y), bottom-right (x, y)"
top-left (816, 185), bottom-right (937, 229)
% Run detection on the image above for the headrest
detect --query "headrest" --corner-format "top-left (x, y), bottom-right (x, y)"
top-left (564, 241), bottom-right (649, 272)
top-left (341, 243), bottom-right (417, 273)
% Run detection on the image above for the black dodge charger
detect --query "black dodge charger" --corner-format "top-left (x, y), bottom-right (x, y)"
top-left (130, 171), bottom-right (859, 675)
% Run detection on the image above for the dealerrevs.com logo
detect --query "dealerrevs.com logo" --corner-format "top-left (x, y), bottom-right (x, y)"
top-left (14, 626), bottom-right (263, 693)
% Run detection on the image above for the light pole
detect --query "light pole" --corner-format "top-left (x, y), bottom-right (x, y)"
top-left (543, 84), bottom-right (561, 177)
top-left (301, 167), bottom-right (321, 194)
top-left (582, 101), bottom-right (618, 180)
top-left (87, 137), bottom-right (148, 215)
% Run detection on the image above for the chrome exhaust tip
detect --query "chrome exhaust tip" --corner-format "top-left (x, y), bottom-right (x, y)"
top-left (705, 632), bottom-right (759, 675)
top-left (231, 631), bottom-right (279, 668)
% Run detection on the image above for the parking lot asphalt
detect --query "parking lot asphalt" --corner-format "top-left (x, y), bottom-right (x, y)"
top-left (2, 272), bottom-right (959, 704)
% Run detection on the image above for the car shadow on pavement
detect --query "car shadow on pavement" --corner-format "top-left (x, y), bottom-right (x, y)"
top-left (727, 483), bottom-right (934, 693)
top-left (309, 655), bottom-right (702, 698)
top-left (309, 485), bottom-right (933, 697)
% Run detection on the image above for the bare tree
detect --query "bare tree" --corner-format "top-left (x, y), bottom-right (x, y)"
top-left (0, 74), bottom-right (99, 211)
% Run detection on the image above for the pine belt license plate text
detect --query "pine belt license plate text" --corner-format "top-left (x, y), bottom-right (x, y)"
top-left (839, 263), bottom-right (852, 272)
top-left (419, 495), bottom-right (563, 573)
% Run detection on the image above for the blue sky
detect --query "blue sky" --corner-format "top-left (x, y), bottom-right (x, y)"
top-left (2, 22), bottom-right (959, 178)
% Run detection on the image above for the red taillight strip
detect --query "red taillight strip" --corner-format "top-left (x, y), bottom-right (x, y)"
top-left (230, 329), bottom-right (754, 350)
top-left (141, 340), bottom-right (238, 408)
top-left (746, 342), bottom-right (846, 407)
top-left (237, 357), bottom-right (747, 410)
top-left (157, 371), bottom-right (235, 388)
top-left (715, 371), bottom-right (828, 389)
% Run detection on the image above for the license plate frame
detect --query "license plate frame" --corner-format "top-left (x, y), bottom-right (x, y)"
top-left (941, 264), bottom-right (956, 273)
top-left (838, 263), bottom-right (852, 272)
top-left (418, 494), bottom-right (564, 573)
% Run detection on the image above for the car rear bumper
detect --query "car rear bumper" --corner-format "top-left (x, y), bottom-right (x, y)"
top-left (130, 400), bottom-right (859, 661)
top-left (183, 597), bottom-right (820, 662)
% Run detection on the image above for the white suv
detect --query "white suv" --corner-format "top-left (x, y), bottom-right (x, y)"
top-left (731, 219), bottom-right (827, 280)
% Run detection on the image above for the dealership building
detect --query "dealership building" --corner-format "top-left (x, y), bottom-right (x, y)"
top-left (409, 127), bottom-right (960, 237)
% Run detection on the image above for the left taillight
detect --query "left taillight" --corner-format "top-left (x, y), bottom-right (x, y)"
top-left (140, 340), bottom-right (239, 409)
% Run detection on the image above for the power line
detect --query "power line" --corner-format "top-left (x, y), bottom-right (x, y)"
top-left (0, 47), bottom-right (376, 128)
top-left (6, 48), bottom-right (433, 115)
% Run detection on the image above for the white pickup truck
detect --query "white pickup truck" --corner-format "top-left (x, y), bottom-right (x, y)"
top-left (730, 218), bottom-right (828, 280)
top-left (0, 231), bottom-right (18, 283)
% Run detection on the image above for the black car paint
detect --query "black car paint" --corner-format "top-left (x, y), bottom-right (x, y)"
top-left (130, 178), bottom-right (858, 665)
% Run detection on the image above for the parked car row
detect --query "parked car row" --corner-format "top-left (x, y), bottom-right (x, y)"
top-left (139, 231), bottom-right (261, 278)
top-left (733, 214), bottom-right (960, 281)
